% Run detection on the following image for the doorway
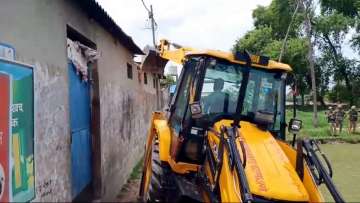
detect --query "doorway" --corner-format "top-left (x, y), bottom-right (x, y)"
top-left (67, 26), bottom-right (101, 200)
top-left (68, 61), bottom-right (92, 198)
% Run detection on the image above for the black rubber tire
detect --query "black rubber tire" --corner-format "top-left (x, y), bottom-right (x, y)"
top-left (148, 140), bottom-right (166, 202)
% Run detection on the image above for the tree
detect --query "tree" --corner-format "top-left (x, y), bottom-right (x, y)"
top-left (319, 0), bottom-right (360, 54)
top-left (233, 26), bottom-right (273, 55)
top-left (265, 38), bottom-right (311, 104)
top-left (253, 0), bottom-right (303, 39)
top-left (160, 75), bottom-right (176, 88)
top-left (302, 0), bottom-right (319, 127)
top-left (320, 0), bottom-right (359, 18)
top-left (314, 53), bottom-right (333, 106)
top-left (233, 0), bottom-right (310, 105)
top-left (234, 0), bottom-right (360, 115)
top-left (313, 3), bottom-right (357, 105)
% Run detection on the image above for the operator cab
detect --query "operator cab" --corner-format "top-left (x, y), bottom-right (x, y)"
top-left (167, 52), bottom-right (288, 164)
top-left (198, 58), bottom-right (286, 131)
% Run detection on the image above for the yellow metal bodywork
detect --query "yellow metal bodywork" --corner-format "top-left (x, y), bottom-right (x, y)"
top-left (140, 39), bottom-right (325, 202)
top-left (143, 112), bottom-right (200, 175)
top-left (158, 39), bottom-right (195, 64)
top-left (237, 121), bottom-right (309, 201)
top-left (277, 141), bottom-right (324, 202)
top-left (140, 111), bottom-right (200, 199)
top-left (158, 39), bottom-right (292, 72)
top-left (205, 120), bottom-right (324, 202)
top-left (140, 112), bottom-right (162, 197)
top-left (143, 113), bottom-right (324, 202)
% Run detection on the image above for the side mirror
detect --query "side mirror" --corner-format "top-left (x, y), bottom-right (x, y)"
top-left (288, 118), bottom-right (302, 134)
top-left (190, 101), bottom-right (202, 119)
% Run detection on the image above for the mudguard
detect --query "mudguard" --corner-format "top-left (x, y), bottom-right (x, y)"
top-left (153, 118), bottom-right (171, 162)
top-left (146, 112), bottom-right (199, 174)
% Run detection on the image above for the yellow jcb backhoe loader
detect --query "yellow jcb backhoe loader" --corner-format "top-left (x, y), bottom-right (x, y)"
top-left (139, 39), bottom-right (344, 203)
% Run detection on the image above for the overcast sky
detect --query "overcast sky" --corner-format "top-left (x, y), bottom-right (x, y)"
top-left (96, 0), bottom-right (271, 51)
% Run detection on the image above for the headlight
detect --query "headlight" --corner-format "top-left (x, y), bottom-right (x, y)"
top-left (288, 118), bottom-right (302, 134)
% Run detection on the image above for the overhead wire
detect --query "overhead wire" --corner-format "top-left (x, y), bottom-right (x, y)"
top-left (278, 0), bottom-right (301, 62)
top-left (140, 0), bottom-right (150, 13)
top-left (140, 0), bottom-right (158, 47)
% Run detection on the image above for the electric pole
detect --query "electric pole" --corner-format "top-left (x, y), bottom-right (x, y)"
top-left (141, 0), bottom-right (157, 48)
top-left (150, 5), bottom-right (156, 48)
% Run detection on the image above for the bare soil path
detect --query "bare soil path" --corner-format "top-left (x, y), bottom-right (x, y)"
top-left (117, 179), bottom-right (141, 202)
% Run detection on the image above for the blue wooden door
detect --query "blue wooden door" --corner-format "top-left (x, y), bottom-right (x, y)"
top-left (68, 62), bottom-right (92, 199)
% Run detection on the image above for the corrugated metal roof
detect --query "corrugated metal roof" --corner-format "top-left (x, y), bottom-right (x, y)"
top-left (74, 0), bottom-right (144, 55)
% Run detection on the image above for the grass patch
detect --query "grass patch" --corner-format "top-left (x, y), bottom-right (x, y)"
top-left (129, 158), bottom-right (144, 180)
top-left (286, 108), bottom-right (360, 141)
top-left (319, 143), bottom-right (360, 202)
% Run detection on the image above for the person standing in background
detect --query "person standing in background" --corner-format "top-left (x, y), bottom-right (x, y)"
top-left (348, 106), bottom-right (358, 134)
top-left (335, 105), bottom-right (346, 134)
top-left (326, 106), bottom-right (336, 136)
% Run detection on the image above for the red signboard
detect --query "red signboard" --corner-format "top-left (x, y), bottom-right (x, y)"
top-left (0, 73), bottom-right (10, 202)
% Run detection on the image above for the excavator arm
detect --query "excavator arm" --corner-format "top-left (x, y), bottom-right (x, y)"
top-left (157, 39), bottom-right (197, 64)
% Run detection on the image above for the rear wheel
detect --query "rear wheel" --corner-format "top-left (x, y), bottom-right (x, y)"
top-left (148, 140), bottom-right (165, 202)
top-left (140, 138), bottom-right (167, 202)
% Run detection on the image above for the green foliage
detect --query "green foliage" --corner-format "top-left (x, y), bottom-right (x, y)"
top-left (320, 0), bottom-right (359, 17)
top-left (350, 34), bottom-right (360, 52)
top-left (234, 0), bottom-right (360, 106)
top-left (160, 75), bottom-right (176, 88)
top-left (286, 108), bottom-right (359, 138)
top-left (327, 83), bottom-right (353, 103)
top-left (233, 26), bottom-right (273, 55)
top-left (233, 27), bottom-right (310, 94)
top-left (263, 38), bottom-right (311, 95)
top-left (233, 0), bottom-right (311, 99)
top-left (326, 59), bottom-right (360, 106)
top-left (253, 0), bottom-right (303, 39)
top-left (319, 0), bottom-right (360, 54)
top-left (315, 56), bottom-right (332, 98)
top-left (275, 38), bottom-right (309, 74)
top-left (315, 0), bottom-right (360, 105)
top-left (350, 16), bottom-right (360, 52)
top-left (129, 158), bottom-right (143, 180)
top-left (314, 12), bottom-right (354, 43)
top-left (286, 108), bottom-right (330, 138)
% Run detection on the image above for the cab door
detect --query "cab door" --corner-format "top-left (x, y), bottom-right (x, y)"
top-left (169, 63), bottom-right (194, 134)
top-left (168, 58), bottom-right (205, 163)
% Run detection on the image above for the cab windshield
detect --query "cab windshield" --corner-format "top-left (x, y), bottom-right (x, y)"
top-left (200, 59), bottom-right (284, 130)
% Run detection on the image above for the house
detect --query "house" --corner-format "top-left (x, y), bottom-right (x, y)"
top-left (0, 0), bottom-right (163, 201)
top-left (140, 46), bottom-right (168, 109)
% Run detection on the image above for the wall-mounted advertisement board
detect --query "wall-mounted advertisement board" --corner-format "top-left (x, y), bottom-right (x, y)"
top-left (0, 58), bottom-right (35, 202)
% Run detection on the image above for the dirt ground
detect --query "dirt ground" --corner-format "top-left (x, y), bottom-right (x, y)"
top-left (117, 179), bottom-right (141, 202)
